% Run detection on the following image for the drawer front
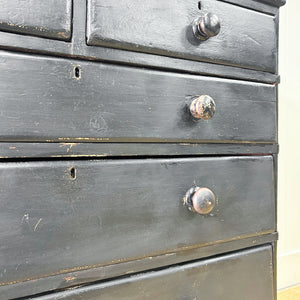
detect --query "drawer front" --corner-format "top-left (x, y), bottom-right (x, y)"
top-left (0, 0), bottom-right (72, 41)
top-left (34, 246), bottom-right (274, 300)
top-left (0, 51), bottom-right (276, 143)
top-left (87, 0), bottom-right (277, 73)
top-left (0, 156), bottom-right (275, 287)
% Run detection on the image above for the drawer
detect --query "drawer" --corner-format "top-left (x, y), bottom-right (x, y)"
top-left (0, 51), bottom-right (276, 143)
top-left (0, 0), bottom-right (72, 41)
top-left (31, 246), bottom-right (274, 300)
top-left (0, 156), bottom-right (275, 288)
top-left (87, 0), bottom-right (278, 73)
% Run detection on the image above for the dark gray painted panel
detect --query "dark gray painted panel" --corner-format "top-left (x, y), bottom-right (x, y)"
top-left (0, 0), bottom-right (72, 41)
top-left (0, 233), bottom-right (278, 299)
top-left (87, 0), bottom-right (277, 73)
top-left (0, 156), bottom-right (275, 289)
top-left (33, 246), bottom-right (274, 300)
top-left (0, 51), bottom-right (276, 143)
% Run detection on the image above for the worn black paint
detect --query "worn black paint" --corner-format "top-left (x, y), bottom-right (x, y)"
top-left (31, 246), bottom-right (274, 300)
top-left (0, 0), bottom-right (281, 83)
top-left (87, 0), bottom-right (277, 73)
top-left (0, 156), bottom-right (275, 293)
top-left (0, 0), bottom-right (285, 298)
top-left (0, 142), bottom-right (278, 159)
top-left (0, 233), bottom-right (278, 299)
top-left (0, 0), bottom-right (72, 41)
top-left (0, 51), bottom-right (276, 143)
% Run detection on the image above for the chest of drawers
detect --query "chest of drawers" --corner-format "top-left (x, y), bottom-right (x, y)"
top-left (0, 0), bottom-right (285, 299)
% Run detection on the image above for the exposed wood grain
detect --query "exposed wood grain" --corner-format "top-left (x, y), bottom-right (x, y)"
top-left (0, 0), bottom-right (72, 41)
top-left (30, 246), bottom-right (274, 300)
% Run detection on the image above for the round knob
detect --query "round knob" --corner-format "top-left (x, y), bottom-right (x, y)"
top-left (183, 187), bottom-right (215, 215)
top-left (192, 12), bottom-right (221, 40)
top-left (190, 95), bottom-right (216, 120)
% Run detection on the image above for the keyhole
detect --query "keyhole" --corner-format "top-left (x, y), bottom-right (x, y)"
top-left (74, 66), bottom-right (81, 79)
top-left (70, 167), bottom-right (76, 180)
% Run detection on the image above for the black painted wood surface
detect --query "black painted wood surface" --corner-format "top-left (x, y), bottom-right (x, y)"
top-left (0, 156), bottom-right (275, 291)
top-left (87, 0), bottom-right (277, 73)
top-left (32, 245), bottom-right (274, 300)
top-left (1, 233), bottom-right (278, 299)
top-left (0, 143), bottom-right (278, 159)
top-left (0, 51), bottom-right (276, 143)
top-left (0, 1), bottom-right (284, 298)
top-left (0, 0), bottom-right (72, 41)
top-left (0, 1), bottom-right (280, 83)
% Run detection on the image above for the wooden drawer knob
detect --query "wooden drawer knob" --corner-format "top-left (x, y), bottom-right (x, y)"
top-left (192, 12), bottom-right (221, 41)
top-left (184, 187), bottom-right (215, 215)
top-left (190, 95), bottom-right (216, 120)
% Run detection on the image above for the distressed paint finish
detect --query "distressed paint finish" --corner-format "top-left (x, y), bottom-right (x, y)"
top-left (0, 142), bottom-right (279, 159)
top-left (0, 156), bottom-right (275, 292)
top-left (0, 233), bottom-right (278, 299)
top-left (0, 51), bottom-right (276, 143)
top-left (0, 0), bottom-right (284, 298)
top-left (32, 246), bottom-right (274, 300)
top-left (0, 1), bottom-right (281, 83)
top-left (87, 0), bottom-right (277, 73)
top-left (0, 0), bottom-right (72, 41)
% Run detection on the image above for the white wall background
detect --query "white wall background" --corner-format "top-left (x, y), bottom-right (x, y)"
top-left (277, 0), bottom-right (300, 290)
